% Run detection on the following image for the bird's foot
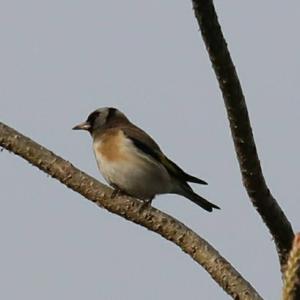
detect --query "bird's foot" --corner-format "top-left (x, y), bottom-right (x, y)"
top-left (110, 184), bottom-right (130, 199)
top-left (139, 197), bottom-right (154, 211)
top-left (111, 189), bottom-right (120, 199)
top-left (110, 184), bottom-right (126, 199)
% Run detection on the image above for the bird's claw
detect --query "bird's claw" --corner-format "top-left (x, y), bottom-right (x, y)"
top-left (139, 198), bottom-right (153, 212)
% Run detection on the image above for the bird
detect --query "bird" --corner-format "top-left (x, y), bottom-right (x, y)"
top-left (73, 107), bottom-right (220, 212)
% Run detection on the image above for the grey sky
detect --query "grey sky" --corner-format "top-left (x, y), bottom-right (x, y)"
top-left (1, 1), bottom-right (299, 299)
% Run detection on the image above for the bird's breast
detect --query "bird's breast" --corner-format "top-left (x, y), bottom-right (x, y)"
top-left (92, 130), bottom-right (172, 199)
top-left (95, 130), bottom-right (127, 161)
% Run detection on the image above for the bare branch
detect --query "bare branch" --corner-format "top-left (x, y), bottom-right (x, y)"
top-left (282, 233), bottom-right (300, 300)
top-left (0, 122), bottom-right (263, 300)
top-left (191, 0), bottom-right (294, 269)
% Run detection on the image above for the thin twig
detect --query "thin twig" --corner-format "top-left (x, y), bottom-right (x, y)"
top-left (0, 122), bottom-right (263, 300)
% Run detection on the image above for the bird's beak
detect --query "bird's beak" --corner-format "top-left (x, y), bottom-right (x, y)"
top-left (72, 121), bottom-right (91, 131)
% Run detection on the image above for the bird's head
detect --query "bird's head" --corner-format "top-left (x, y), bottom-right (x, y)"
top-left (72, 107), bottom-right (128, 135)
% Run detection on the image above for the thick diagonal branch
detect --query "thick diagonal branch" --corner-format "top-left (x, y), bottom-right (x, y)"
top-left (0, 122), bottom-right (262, 300)
top-left (192, 0), bottom-right (294, 269)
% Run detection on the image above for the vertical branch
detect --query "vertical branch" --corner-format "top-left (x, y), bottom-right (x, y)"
top-left (191, 0), bottom-right (294, 269)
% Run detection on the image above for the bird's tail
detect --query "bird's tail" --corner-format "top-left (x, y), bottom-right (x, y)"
top-left (177, 183), bottom-right (220, 212)
top-left (186, 191), bottom-right (220, 212)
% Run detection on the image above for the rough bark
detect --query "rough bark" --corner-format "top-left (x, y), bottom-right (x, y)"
top-left (192, 0), bottom-right (294, 270)
top-left (282, 233), bottom-right (300, 300)
top-left (0, 122), bottom-right (262, 300)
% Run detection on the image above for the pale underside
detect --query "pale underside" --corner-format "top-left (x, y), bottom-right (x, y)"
top-left (93, 130), bottom-right (173, 200)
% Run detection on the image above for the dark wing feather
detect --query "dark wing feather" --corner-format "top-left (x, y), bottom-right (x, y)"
top-left (121, 125), bottom-right (162, 153)
top-left (160, 155), bottom-right (208, 185)
top-left (122, 126), bottom-right (207, 185)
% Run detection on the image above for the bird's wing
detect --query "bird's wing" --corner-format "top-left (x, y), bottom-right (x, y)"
top-left (122, 126), bottom-right (207, 185)
top-left (121, 126), bottom-right (162, 160)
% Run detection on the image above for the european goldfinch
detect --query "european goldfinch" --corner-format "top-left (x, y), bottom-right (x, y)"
top-left (73, 107), bottom-right (220, 212)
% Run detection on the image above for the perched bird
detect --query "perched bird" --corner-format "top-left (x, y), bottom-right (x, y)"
top-left (73, 107), bottom-right (220, 212)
